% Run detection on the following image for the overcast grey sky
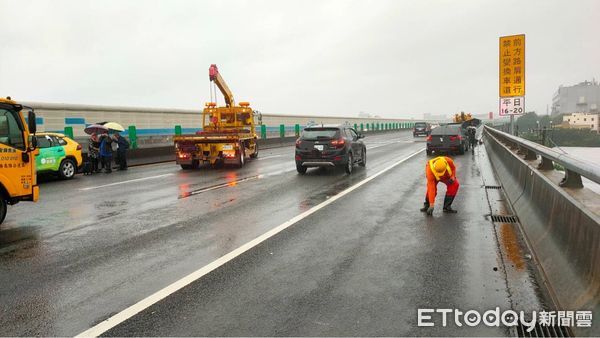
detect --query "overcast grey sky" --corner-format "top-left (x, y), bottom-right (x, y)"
top-left (1, 0), bottom-right (599, 118)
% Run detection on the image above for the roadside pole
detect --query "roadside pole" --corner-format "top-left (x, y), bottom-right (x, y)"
top-left (510, 115), bottom-right (514, 135)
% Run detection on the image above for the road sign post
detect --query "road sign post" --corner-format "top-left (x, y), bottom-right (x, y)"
top-left (499, 34), bottom-right (525, 135)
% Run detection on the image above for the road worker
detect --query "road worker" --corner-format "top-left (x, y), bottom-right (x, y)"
top-left (420, 156), bottom-right (459, 215)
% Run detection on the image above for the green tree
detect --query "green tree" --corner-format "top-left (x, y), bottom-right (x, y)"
top-left (516, 111), bottom-right (539, 131)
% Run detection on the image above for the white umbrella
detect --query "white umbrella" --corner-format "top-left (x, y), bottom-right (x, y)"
top-left (103, 122), bottom-right (125, 132)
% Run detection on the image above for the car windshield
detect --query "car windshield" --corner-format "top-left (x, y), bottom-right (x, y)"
top-left (414, 123), bottom-right (427, 128)
top-left (301, 128), bottom-right (339, 140)
top-left (431, 125), bottom-right (461, 135)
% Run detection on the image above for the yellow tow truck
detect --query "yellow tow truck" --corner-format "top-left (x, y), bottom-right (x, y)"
top-left (453, 111), bottom-right (473, 123)
top-left (174, 64), bottom-right (259, 169)
top-left (0, 97), bottom-right (39, 225)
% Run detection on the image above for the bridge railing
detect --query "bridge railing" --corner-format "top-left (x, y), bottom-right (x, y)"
top-left (485, 125), bottom-right (600, 188)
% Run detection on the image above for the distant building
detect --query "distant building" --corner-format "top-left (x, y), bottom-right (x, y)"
top-left (551, 80), bottom-right (600, 116)
top-left (562, 112), bottom-right (599, 132)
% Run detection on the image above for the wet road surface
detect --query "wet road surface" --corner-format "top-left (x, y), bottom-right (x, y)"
top-left (0, 131), bottom-right (544, 336)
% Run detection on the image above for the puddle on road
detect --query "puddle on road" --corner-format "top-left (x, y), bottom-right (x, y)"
top-left (297, 173), bottom-right (367, 211)
top-left (0, 226), bottom-right (41, 257)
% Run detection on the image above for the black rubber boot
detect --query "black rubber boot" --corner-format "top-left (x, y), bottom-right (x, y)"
top-left (420, 196), bottom-right (430, 212)
top-left (443, 195), bottom-right (457, 213)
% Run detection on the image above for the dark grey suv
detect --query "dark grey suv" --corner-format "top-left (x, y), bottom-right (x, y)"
top-left (295, 125), bottom-right (366, 174)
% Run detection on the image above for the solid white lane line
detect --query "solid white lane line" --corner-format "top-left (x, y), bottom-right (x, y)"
top-left (75, 148), bottom-right (424, 337)
top-left (78, 173), bottom-right (175, 191)
top-left (256, 154), bottom-right (283, 160)
top-left (366, 140), bottom-right (406, 150)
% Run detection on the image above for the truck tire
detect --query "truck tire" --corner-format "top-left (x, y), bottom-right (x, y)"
top-left (59, 159), bottom-right (76, 179)
top-left (296, 164), bottom-right (307, 174)
top-left (237, 142), bottom-right (245, 168)
top-left (250, 142), bottom-right (258, 159)
top-left (0, 198), bottom-right (7, 225)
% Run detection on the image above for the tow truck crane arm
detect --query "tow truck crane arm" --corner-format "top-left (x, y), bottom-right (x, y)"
top-left (209, 64), bottom-right (235, 107)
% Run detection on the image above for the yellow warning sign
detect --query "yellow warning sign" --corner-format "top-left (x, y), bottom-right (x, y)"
top-left (499, 34), bottom-right (525, 97)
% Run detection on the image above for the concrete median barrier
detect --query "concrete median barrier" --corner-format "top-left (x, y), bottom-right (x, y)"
top-left (484, 129), bottom-right (599, 335)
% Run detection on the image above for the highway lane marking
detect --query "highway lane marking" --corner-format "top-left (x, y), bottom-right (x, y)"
top-left (366, 139), bottom-right (411, 150)
top-left (75, 148), bottom-right (424, 337)
top-left (78, 173), bottom-right (175, 191)
top-left (179, 175), bottom-right (263, 198)
top-left (256, 154), bottom-right (283, 160)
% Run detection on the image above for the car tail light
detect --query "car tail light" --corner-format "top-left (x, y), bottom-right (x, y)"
top-left (295, 155), bottom-right (301, 161)
top-left (295, 139), bottom-right (302, 148)
top-left (426, 135), bottom-right (432, 142)
top-left (76, 144), bottom-right (82, 150)
top-left (450, 135), bottom-right (462, 141)
top-left (330, 138), bottom-right (345, 148)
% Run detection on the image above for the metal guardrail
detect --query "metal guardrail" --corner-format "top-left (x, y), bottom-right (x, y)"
top-left (484, 125), bottom-right (600, 188)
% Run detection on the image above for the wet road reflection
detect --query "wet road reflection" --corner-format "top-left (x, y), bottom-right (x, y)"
top-left (0, 132), bottom-right (429, 336)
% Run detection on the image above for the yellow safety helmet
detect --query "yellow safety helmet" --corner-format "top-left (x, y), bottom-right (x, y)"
top-left (433, 158), bottom-right (448, 174)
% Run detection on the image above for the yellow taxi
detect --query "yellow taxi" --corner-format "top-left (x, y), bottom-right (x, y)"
top-left (35, 132), bottom-right (83, 179)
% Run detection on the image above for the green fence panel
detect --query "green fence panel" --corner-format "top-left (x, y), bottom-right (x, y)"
top-left (360, 123), bottom-right (364, 132)
top-left (128, 125), bottom-right (138, 149)
top-left (295, 124), bottom-right (300, 137)
top-left (280, 124), bottom-right (285, 138)
top-left (261, 125), bottom-right (267, 139)
top-left (175, 125), bottom-right (182, 136)
top-left (63, 126), bottom-right (73, 139)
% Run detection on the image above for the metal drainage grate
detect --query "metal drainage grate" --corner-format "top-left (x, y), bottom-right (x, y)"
top-left (515, 322), bottom-right (571, 337)
top-left (490, 215), bottom-right (519, 223)
top-left (485, 185), bottom-right (503, 190)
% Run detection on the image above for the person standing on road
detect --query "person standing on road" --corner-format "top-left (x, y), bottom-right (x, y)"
top-left (99, 133), bottom-right (113, 173)
top-left (420, 156), bottom-right (460, 215)
top-left (88, 133), bottom-right (101, 173)
top-left (113, 132), bottom-right (129, 170)
top-left (467, 126), bottom-right (477, 151)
